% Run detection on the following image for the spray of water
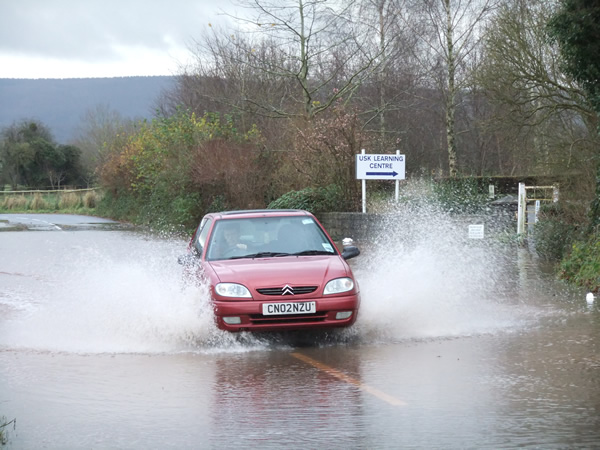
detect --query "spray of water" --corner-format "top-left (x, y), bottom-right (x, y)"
top-left (353, 197), bottom-right (526, 343)
top-left (0, 231), bottom-right (256, 354)
top-left (0, 193), bottom-right (542, 354)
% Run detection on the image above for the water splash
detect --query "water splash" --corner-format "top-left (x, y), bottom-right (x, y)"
top-left (0, 231), bottom-right (255, 354)
top-left (0, 198), bottom-right (549, 354)
top-left (352, 198), bottom-right (539, 343)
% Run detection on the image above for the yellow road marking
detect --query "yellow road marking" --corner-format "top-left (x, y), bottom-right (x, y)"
top-left (291, 352), bottom-right (407, 406)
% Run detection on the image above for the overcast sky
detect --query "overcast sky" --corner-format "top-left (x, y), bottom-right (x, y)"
top-left (0, 0), bottom-right (236, 79)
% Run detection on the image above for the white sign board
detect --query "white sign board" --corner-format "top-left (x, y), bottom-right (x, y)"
top-left (468, 224), bottom-right (485, 239)
top-left (356, 154), bottom-right (405, 180)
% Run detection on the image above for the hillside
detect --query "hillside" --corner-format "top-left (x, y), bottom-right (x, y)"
top-left (0, 76), bottom-right (176, 143)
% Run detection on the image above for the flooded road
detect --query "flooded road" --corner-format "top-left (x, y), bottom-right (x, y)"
top-left (0, 213), bottom-right (599, 449)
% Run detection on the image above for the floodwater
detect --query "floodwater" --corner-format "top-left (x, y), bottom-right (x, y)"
top-left (0, 212), bottom-right (599, 449)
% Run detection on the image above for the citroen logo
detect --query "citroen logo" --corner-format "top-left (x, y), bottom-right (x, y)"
top-left (282, 284), bottom-right (294, 296)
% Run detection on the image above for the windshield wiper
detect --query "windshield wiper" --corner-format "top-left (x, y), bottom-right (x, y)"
top-left (230, 251), bottom-right (291, 259)
top-left (292, 250), bottom-right (335, 256)
top-left (226, 250), bottom-right (333, 259)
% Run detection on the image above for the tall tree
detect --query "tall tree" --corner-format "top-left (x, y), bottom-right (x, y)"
top-left (477, 0), bottom-right (598, 179)
top-left (401, 0), bottom-right (501, 176)
top-left (351, 0), bottom-right (423, 152)
top-left (0, 121), bottom-right (52, 189)
top-left (548, 0), bottom-right (600, 227)
top-left (548, 0), bottom-right (600, 114)
top-left (0, 140), bottom-right (33, 189)
top-left (74, 104), bottom-right (130, 187)
top-left (0, 120), bottom-right (83, 189)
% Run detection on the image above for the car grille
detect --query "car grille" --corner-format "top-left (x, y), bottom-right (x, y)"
top-left (256, 286), bottom-right (318, 296)
top-left (249, 312), bottom-right (328, 325)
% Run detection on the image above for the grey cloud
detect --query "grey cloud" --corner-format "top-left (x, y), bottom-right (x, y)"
top-left (0, 0), bottom-right (227, 62)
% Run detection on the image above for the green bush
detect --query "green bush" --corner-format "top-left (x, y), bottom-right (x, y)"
top-left (560, 232), bottom-right (600, 292)
top-left (533, 203), bottom-right (581, 261)
top-left (205, 194), bottom-right (227, 213)
top-left (169, 193), bottom-right (203, 229)
top-left (96, 190), bottom-right (139, 222)
top-left (136, 183), bottom-right (203, 231)
top-left (98, 186), bottom-right (204, 232)
top-left (267, 185), bottom-right (342, 214)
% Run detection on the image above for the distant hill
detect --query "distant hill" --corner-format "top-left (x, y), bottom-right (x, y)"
top-left (0, 76), bottom-right (176, 144)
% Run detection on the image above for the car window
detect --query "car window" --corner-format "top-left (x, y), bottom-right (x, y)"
top-left (194, 218), bottom-right (212, 253)
top-left (205, 216), bottom-right (336, 260)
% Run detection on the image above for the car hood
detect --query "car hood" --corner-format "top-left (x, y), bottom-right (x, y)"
top-left (206, 255), bottom-right (350, 288)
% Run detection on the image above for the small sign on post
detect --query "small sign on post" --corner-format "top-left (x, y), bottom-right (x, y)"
top-left (468, 224), bottom-right (485, 239)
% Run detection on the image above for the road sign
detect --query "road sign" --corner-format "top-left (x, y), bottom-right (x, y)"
top-left (356, 153), bottom-right (405, 180)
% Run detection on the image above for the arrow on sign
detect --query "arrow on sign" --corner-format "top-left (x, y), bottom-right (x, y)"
top-left (366, 171), bottom-right (399, 177)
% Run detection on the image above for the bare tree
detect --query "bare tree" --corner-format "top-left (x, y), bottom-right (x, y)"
top-left (400, 0), bottom-right (502, 177)
top-left (349, 0), bottom-right (424, 152)
top-left (181, 0), bottom-right (386, 122)
top-left (73, 104), bottom-right (133, 187)
top-left (479, 0), bottom-right (594, 125)
top-left (477, 0), bottom-right (598, 183)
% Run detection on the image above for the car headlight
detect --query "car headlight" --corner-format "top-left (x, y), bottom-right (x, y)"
top-left (215, 283), bottom-right (252, 298)
top-left (323, 277), bottom-right (354, 295)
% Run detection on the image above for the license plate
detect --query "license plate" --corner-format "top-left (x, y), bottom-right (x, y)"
top-left (262, 301), bottom-right (316, 316)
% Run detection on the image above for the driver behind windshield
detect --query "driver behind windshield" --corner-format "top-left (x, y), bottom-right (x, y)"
top-left (217, 222), bottom-right (247, 258)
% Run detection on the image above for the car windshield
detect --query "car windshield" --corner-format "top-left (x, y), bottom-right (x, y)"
top-left (206, 215), bottom-right (337, 261)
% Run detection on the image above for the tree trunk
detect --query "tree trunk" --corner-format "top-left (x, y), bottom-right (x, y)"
top-left (445, 0), bottom-right (458, 177)
top-left (298, 0), bottom-right (312, 119)
top-left (378, 0), bottom-right (387, 151)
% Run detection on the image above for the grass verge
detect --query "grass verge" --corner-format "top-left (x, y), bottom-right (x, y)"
top-left (0, 190), bottom-right (102, 214)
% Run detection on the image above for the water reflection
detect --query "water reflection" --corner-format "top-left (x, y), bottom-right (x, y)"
top-left (489, 309), bottom-right (600, 447)
top-left (208, 352), bottom-right (363, 448)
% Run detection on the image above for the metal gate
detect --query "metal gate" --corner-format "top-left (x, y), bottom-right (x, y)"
top-left (517, 183), bottom-right (559, 236)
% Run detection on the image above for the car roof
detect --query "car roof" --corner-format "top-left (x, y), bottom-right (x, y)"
top-left (207, 209), bottom-right (313, 220)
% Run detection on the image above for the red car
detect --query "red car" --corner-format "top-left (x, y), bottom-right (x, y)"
top-left (180, 209), bottom-right (361, 332)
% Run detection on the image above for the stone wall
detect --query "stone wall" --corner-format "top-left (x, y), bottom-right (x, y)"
top-left (317, 212), bottom-right (382, 242)
top-left (318, 203), bottom-right (517, 242)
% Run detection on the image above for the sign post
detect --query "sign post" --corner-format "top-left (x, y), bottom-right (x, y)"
top-left (394, 149), bottom-right (400, 203)
top-left (361, 149), bottom-right (367, 213)
top-left (356, 150), bottom-right (406, 213)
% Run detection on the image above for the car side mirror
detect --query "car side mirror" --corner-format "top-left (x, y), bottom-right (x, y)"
top-left (341, 245), bottom-right (360, 261)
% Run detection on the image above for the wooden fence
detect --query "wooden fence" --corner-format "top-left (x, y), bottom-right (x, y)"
top-left (0, 188), bottom-right (99, 195)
